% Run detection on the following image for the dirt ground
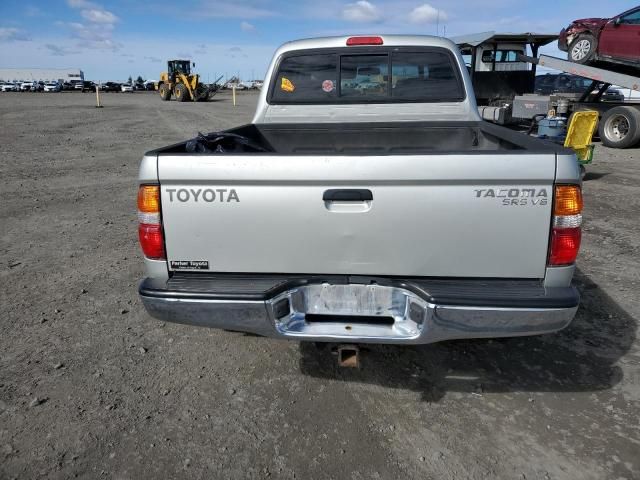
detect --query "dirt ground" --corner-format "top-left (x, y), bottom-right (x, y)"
top-left (1, 91), bottom-right (639, 480)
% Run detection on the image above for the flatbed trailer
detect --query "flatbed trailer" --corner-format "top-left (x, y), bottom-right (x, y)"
top-left (514, 54), bottom-right (640, 148)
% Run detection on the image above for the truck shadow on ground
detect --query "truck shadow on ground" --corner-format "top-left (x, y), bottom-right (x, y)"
top-left (583, 171), bottom-right (610, 181)
top-left (298, 269), bottom-right (636, 402)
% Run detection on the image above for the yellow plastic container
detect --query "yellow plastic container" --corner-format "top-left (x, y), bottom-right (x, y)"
top-left (564, 111), bottom-right (598, 164)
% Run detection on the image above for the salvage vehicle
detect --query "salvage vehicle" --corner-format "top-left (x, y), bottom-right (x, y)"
top-left (559, 6), bottom-right (640, 67)
top-left (535, 74), bottom-right (625, 102)
top-left (137, 35), bottom-right (583, 360)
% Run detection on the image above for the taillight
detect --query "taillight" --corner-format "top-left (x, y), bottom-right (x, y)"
top-left (137, 185), bottom-right (165, 259)
top-left (346, 36), bottom-right (383, 46)
top-left (548, 185), bottom-right (582, 266)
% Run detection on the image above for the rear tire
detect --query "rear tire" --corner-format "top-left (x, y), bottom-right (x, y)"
top-left (569, 33), bottom-right (597, 64)
top-left (159, 83), bottom-right (171, 101)
top-left (598, 106), bottom-right (640, 149)
top-left (175, 83), bottom-right (189, 102)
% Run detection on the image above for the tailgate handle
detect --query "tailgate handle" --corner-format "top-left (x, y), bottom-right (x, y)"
top-left (323, 189), bottom-right (373, 202)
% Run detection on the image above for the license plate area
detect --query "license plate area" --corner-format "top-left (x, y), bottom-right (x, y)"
top-left (267, 283), bottom-right (427, 340)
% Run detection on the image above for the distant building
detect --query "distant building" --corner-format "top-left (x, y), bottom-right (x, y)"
top-left (0, 68), bottom-right (84, 84)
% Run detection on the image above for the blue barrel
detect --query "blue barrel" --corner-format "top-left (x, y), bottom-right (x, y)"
top-left (538, 117), bottom-right (566, 137)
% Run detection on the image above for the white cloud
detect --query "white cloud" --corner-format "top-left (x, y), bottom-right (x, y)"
top-left (197, 1), bottom-right (276, 19)
top-left (240, 21), bottom-right (255, 32)
top-left (59, 0), bottom-right (120, 51)
top-left (409, 4), bottom-right (447, 24)
top-left (67, 0), bottom-right (95, 8)
top-left (81, 8), bottom-right (119, 24)
top-left (0, 27), bottom-right (32, 42)
top-left (342, 1), bottom-right (380, 22)
top-left (25, 6), bottom-right (43, 17)
top-left (5, 37), bottom-right (276, 82)
top-left (44, 43), bottom-right (80, 56)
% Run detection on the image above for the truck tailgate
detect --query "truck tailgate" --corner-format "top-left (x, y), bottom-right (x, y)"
top-left (158, 153), bottom-right (555, 278)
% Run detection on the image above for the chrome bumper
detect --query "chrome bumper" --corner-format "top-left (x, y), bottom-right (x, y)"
top-left (140, 277), bottom-right (579, 345)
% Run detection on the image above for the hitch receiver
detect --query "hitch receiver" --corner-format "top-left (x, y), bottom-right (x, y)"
top-left (337, 344), bottom-right (360, 368)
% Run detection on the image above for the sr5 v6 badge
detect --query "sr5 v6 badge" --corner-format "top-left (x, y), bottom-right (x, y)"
top-left (474, 188), bottom-right (548, 206)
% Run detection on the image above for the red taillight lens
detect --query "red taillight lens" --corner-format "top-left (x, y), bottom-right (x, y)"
top-left (138, 223), bottom-right (165, 259)
top-left (549, 184), bottom-right (582, 266)
top-left (549, 227), bottom-right (581, 266)
top-left (346, 36), bottom-right (383, 46)
top-left (137, 184), bottom-right (165, 260)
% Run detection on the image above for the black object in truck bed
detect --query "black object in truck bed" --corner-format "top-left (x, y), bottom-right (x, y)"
top-left (149, 121), bottom-right (573, 156)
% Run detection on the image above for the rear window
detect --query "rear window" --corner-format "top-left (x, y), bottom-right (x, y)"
top-left (270, 47), bottom-right (464, 104)
top-left (271, 54), bottom-right (337, 103)
top-left (391, 52), bottom-right (461, 100)
top-left (481, 49), bottom-right (524, 63)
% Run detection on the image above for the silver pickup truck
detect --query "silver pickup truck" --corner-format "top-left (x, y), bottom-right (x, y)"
top-left (137, 35), bottom-right (583, 346)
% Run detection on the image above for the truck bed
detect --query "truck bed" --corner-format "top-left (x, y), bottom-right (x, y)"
top-left (152, 121), bottom-right (569, 156)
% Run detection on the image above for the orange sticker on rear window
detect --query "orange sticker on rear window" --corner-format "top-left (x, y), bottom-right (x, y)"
top-left (281, 77), bottom-right (295, 92)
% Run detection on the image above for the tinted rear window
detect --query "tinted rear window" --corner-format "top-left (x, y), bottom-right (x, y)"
top-left (391, 52), bottom-right (461, 100)
top-left (270, 47), bottom-right (464, 104)
top-left (271, 54), bottom-right (337, 103)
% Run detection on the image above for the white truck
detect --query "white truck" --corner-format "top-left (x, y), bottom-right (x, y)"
top-left (137, 35), bottom-right (582, 351)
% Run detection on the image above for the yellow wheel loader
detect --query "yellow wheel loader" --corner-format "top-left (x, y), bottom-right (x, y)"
top-left (158, 60), bottom-right (215, 102)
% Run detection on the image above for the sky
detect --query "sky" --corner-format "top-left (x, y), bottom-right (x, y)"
top-left (0, 0), bottom-right (635, 82)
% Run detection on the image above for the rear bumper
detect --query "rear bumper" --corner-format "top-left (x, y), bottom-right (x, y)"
top-left (139, 274), bottom-right (579, 345)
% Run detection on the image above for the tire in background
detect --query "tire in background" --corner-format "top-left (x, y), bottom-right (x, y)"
top-left (159, 83), bottom-right (171, 101)
top-left (194, 84), bottom-right (210, 102)
top-left (598, 106), bottom-right (640, 149)
top-left (175, 83), bottom-right (189, 102)
top-left (569, 33), bottom-right (597, 65)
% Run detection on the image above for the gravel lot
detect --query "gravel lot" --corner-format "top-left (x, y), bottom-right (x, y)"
top-left (1, 91), bottom-right (639, 480)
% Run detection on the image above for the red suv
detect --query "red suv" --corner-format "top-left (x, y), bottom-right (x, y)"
top-left (559, 6), bottom-right (640, 67)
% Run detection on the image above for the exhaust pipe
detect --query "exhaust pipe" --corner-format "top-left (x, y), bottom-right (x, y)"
top-left (337, 344), bottom-right (360, 368)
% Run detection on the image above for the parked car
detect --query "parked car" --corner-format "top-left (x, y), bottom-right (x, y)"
top-left (602, 87), bottom-right (625, 102)
top-left (74, 81), bottom-right (95, 92)
top-left (559, 6), bottom-right (640, 67)
top-left (535, 74), bottom-right (626, 102)
top-left (121, 83), bottom-right (134, 93)
top-left (101, 82), bottom-right (121, 92)
top-left (20, 81), bottom-right (36, 91)
top-left (144, 81), bottom-right (156, 91)
top-left (224, 82), bottom-right (247, 90)
top-left (43, 82), bottom-right (61, 92)
top-left (72, 81), bottom-right (93, 92)
top-left (0, 83), bottom-right (17, 92)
